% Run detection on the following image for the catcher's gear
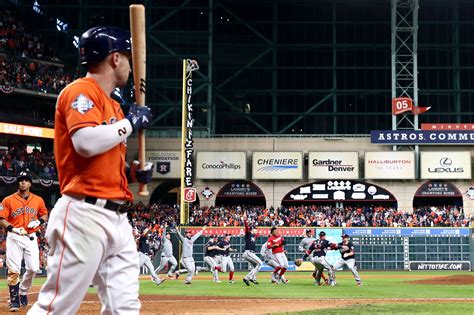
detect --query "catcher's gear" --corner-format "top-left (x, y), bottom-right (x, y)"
top-left (294, 258), bottom-right (303, 267)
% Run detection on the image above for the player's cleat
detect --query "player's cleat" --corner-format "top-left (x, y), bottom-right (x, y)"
top-left (184, 281), bottom-right (192, 285)
top-left (19, 295), bottom-right (28, 307)
top-left (324, 278), bottom-right (329, 285)
top-left (9, 302), bottom-right (20, 312)
top-left (213, 279), bottom-right (222, 283)
top-left (312, 272), bottom-right (316, 280)
top-left (174, 272), bottom-right (180, 280)
top-left (228, 280), bottom-right (235, 284)
top-left (242, 278), bottom-right (250, 286)
top-left (281, 278), bottom-right (290, 284)
top-left (357, 282), bottom-right (363, 286)
top-left (153, 277), bottom-right (166, 286)
top-left (250, 279), bottom-right (259, 285)
top-left (195, 269), bottom-right (199, 275)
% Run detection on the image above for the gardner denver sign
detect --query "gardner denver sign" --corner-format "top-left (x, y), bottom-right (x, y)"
top-left (308, 152), bottom-right (359, 179)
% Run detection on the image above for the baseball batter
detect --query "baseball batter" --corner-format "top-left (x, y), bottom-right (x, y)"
top-left (28, 26), bottom-right (153, 315)
top-left (242, 214), bottom-right (262, 286)
top-left (0, 171), bottom-right (48, 311)
top-left (267, 227), bottom-right (289, 284)
top-left (137, 227), bottom-right (164, 285)
top-left (308, 231), bottom-right (336, 286)
top-left (217, 234), bottom-right (237, 283)
top-left (204, 235), bottom-right (223, 283)
top-left (333, 234), bottom-right (362, 286)
top-left (154, 224), bottom-right (178, 279)
top-left (174, 226), bottom-right (206, 284)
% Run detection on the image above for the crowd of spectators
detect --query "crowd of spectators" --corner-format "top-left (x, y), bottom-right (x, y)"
top-left (0, 145), bottom-right (57, 179)
top-left (188, 204), bottom-right (471, 228)
top-left (0, 10), bottom-right (77, 94)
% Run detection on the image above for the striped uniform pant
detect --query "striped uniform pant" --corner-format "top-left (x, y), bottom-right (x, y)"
top-left (242, 250), bottom-right (262, 280)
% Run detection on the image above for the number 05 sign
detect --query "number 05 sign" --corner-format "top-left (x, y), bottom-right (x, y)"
top-left (392, 97), bottom-right (413, 115)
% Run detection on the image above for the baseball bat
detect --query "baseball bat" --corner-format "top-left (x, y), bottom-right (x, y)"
top-left (130, 4), bottom-right (149, 196)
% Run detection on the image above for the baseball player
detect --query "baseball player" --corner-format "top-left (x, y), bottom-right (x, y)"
top-left (217, 233), bottom-right (237, 284)
top-left (267, 226), bottom-right (289, 284)
top-left (154, 224), bottom-right (178, 279)
top-left (174, 226), bottom-right (206, 284)
top-left (29, 26), bottom-right (153, 315)
top-left (259, 238), bottom-right (289, 284)
top-left (308, 231), bottom-right (336, 286)
top-left (332, 234), bottom-right (362, 286)
top-left (0, 171), bottom-right (48, 311)
top-left (137, 227), bottom-right (165, 285)
top-left (242, 213), bottom-right (262, 286)
top-left (299, 229), bottom-right (328, 285)
top-left (204, 235), bottom-right (223, 283)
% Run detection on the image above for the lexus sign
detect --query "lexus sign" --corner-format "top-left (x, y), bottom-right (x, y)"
top-left (420, 151), bottom-right (471, 179)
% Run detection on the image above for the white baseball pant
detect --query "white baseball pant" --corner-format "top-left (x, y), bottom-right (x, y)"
top-left (28, 195), bottom-right (140, 315)
top-left (220, 255), bottom-right (235, 272)
top-left (311, 255), bottom-right (335, 284)
top-left (138, 252), bottom-right (159, 279)
top-left (242, 250), bottom-right (262, 280)
top-left (6, 232), bottom-right (39, 295)
top-left (203, 256), bottom-right (219, 280)
top-left (176, 256), bottom-right (196, 283)
top-left (273, 252), bottom-right (289, 269)
top-left (155, 255), bottom-right (178, 277)
top-left (333, 258), bottom-right (361, 283)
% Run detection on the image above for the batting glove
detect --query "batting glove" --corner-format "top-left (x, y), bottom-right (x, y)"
top-left (12, 227), bottom-right (27, 236)
top-left (135, 161), bottom-right (154, 184)
top-left (27, 220), bottom-right (41, 229)
top-left (126, 103), bottom-right (153, 132)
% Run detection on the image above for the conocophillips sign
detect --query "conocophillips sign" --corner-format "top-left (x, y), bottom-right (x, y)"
top-left (196, 152), bottom-right (247, 179)
top-left (252, 152), bottom-right (303, 179)
top-left (308, 152), bottom-right (359, 179)
top-left (364, 152), bottom-right (415, 179)
top-left (420, 151), bottom-right (471, 179)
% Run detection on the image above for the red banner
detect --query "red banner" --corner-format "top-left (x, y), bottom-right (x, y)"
top-left (421, 123), bottom-right (474, 130)
top-left (392, 97), bottom-right (430, 115)
top-left (183, 227), bottom-right (309, 237)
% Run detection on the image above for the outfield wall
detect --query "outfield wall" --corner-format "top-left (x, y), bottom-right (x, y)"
top-left (166, 227), bottom-right (473, 271)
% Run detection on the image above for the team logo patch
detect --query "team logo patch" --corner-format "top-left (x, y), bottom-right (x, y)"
top-left (156, 162), bottom-right (170, 175)
top-left (71, 94), bottom-right (95, 115)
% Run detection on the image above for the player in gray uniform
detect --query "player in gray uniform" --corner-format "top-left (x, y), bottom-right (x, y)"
top-left (308, 231), bottom-right (336, 286)
top-left (333, 234), bottom-right (362, 286)
top-left (154, 224), bottom-right (178, 279)
top-left (174, 226), bottom-right (206, 284)
top-left (298, 229), bottom-right (328, 284)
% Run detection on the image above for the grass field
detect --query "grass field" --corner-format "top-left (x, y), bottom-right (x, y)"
top-left (0, 271), bottom-right (472, 314)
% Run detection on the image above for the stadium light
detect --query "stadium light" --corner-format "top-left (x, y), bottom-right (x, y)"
top-left (32, 1), bottom-right (44, 15)
top-left (72, 36), bottom-right (79, 48)
top-left (56, 18), bottom-right (69, 33)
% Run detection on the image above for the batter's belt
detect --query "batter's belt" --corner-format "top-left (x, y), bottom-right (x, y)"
top-left (84, 196), bottom-right (130, 213)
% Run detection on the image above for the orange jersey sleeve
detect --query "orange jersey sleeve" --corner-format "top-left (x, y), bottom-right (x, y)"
top-left (0, 193), bottom-right (47, 232)
top-left (54, 77), bottom-right (132, 201)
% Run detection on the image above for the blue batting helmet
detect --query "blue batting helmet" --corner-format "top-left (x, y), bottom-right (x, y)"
top-left (79, 26), bottom-right (131, 66)
top-left (17, 171), bottom-right (33, 183)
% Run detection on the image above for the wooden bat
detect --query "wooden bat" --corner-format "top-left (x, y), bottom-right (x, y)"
top-left (130, 4), bottom-right (149, 196)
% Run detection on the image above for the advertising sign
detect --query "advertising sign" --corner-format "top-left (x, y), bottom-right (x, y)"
top-left (371, 130), bottom-right (474, 145)
top-left (409, 262), bottom-right (470, 271)
top-left (308, 152), bottom-right (359, 179)
top-left (420, 151), bottom-right (471, 179)
top-left (0, 122), bottom-right (54, 139)
top-left (415, 181), bottom-right (461, 197)
top-left (365, 152), bottom-right (415, 179)
top-left (196, 152), bottom-right (246, 179)
top-left (343, 228), bottom-right (469, 236)
top-left (146, 151), bottom-right (181, 178)
top-left (252, 152), bottom-right (303, 179)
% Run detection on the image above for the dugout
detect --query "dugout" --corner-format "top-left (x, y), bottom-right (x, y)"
top-left (413, 180), bottom-right (463, 208)
top-left (280, 180), bottom-right (397, 208)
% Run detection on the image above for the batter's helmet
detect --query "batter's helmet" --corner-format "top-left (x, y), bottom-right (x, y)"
top-left (79, 26), bottom-right (131, 66)
top-left (17, 171), bottom-right (33, 183)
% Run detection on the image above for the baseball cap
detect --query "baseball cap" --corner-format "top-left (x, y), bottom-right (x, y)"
top-left (342, 233), bottom-right (350, 238)
top-left (319, 231), bottom-right (326, 237)
top-left (305, 229), bottom-right (312, 234)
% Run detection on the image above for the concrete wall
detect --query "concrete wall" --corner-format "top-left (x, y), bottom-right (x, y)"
top-left (127, 136), bottom-right (474, 215)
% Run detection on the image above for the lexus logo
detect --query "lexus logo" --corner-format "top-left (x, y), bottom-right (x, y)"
top-left (439, 158), bottom-right (452, 166)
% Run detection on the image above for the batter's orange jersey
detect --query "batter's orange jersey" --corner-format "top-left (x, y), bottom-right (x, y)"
top-left (0, 192), bottom-right (48, 233)
top-left (54, 77), bottom-right (133, 201)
